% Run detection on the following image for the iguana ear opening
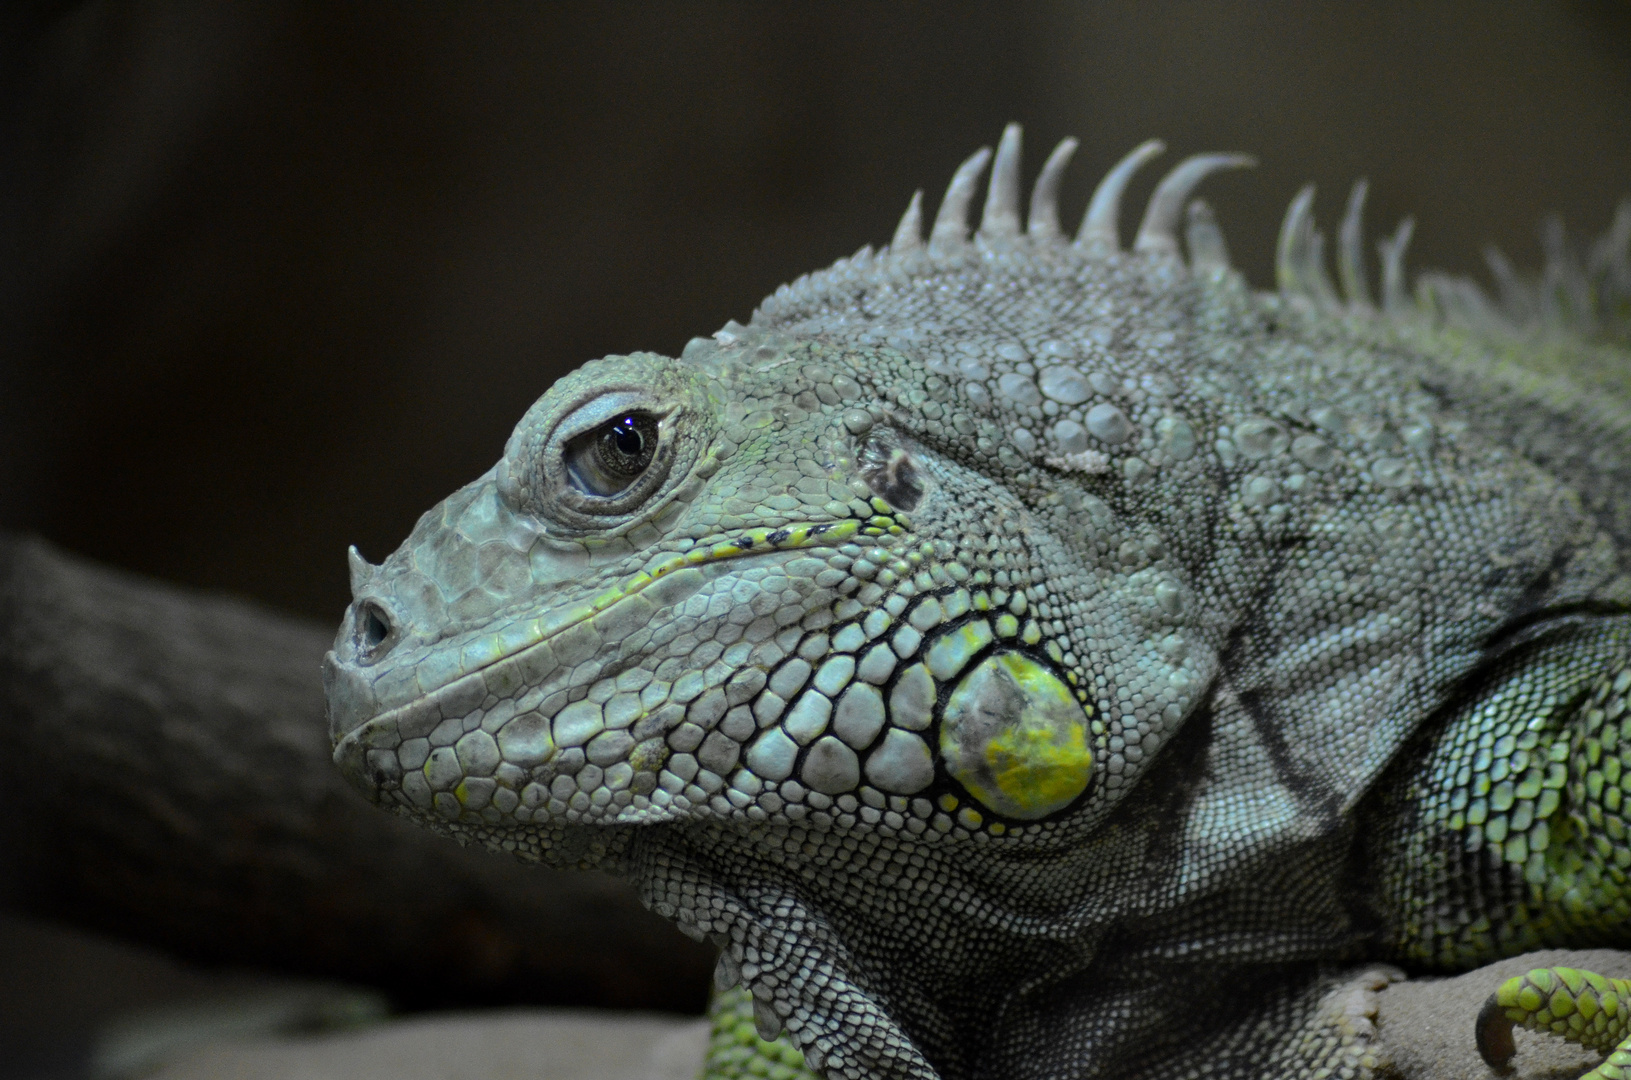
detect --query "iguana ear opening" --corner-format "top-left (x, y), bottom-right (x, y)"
top-left (856, 429), bottom-right (928, 512)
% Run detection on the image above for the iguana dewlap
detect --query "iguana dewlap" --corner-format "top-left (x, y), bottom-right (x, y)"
top-left (325, 125), bottom-right (1631, 1080)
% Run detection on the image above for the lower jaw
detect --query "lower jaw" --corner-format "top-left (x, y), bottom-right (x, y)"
top-left (399, 801), bottom-right (637, 872)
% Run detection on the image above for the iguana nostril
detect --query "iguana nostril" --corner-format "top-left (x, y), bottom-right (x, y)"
top-left (354, 601), bottom-right (395, 662)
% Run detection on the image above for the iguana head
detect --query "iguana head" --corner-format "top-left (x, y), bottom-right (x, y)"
top-left (324, 129), bottom-right (1258, 876)
top-left (323, 320), bottom-right (1164, 860)
top-left (323, 334), bottom-right (961, 866)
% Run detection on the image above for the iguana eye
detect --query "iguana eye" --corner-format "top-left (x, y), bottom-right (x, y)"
top-left (563, 412), bottom-right (661, 497)
top-left (497, 371), bottom-right (698, 531)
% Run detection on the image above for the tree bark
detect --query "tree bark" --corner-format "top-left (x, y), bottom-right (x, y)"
top-left (0, 534), bottom-right (711, 1011)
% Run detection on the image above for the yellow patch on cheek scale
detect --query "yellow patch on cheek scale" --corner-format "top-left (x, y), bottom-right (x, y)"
top-left (940, 652), bottom-right (1094, 820)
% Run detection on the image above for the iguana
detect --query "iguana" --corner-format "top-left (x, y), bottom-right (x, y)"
top-left (324, 124), bottom-right (1631, 1080)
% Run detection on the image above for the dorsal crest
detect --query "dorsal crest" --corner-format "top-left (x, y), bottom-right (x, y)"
top-left (742, 124), bottom-right (1631, 351)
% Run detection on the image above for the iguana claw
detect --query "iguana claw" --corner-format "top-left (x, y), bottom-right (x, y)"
top-left (1476, 991), bottom-right (1518, 1071)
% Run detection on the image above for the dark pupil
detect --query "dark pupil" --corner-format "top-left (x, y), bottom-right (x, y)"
top-left (597, 414), bottom-right (654, 475)
top-left (611, 420), bottom-right (644, 456)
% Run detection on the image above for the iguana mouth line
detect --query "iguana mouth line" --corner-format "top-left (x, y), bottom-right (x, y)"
top-left (334, 516), bottom-right (870, 759)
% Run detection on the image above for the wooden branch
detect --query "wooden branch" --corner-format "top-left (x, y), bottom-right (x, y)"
top-left (0, 534), bottom-right (711, 1011)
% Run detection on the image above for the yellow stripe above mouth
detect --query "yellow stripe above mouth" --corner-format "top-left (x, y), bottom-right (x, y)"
top-left (454, 518), bottom-right (867, 683)
top-left (591, 518), bottom-right (863, 612)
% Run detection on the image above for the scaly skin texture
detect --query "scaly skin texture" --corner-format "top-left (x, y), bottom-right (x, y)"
top-left (1478, 966), bottom-right (1631, 1080)
top-left (324, 125), bottom-right (1631, 1079)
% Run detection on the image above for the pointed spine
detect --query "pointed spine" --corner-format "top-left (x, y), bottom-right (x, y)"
top-left (1306, 228), bottom-right (1341, 309)
top-left (979, 124), bottom-right (1023, 239)
top-left (1027, 137), bottom-right (1078, 240)
top-left (1592, 199), bottom-right (1631, 340)
top-left (1540, 213), bottom-right (1593, 331)
top-left (1077, 139), bottom-right (1165, 254)
top-left (1134, 153), bottom-right (1255, 257)
top-left (1378, 216), bottom-right (1415, 318)
top-left (348, 546), bottom-right (376, 596)
top-left (1590, 198), bottom-right (1631, 284)
top-left (1417, 271), bottom-right (1503, 333)
top-left (929, 146), bottom-right (993, 256)
top-left (1484, 245), bottom-right (1533, 324)
top-left (891, 190), bottom-right (925, 252)
top-left (1185, 199), bottom-right (1231, 277)
top-left (1276, 185), bottom-right (1317, 297)
top-left (1338, 179), bottom-right (1374, 311)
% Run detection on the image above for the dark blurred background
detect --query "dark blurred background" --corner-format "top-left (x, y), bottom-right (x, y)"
top-left (2, 2), bottom-right (1628, 623)
top-left (0, 5), bottom-right (1627, 1075)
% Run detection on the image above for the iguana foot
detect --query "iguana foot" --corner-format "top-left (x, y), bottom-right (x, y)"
top-left (703, 984), bottom-right (822, 1080)
top-left (1307, 966), bottom-right (1398, 1079)
top-left (1478, 966), bottom-right (1631, 1079)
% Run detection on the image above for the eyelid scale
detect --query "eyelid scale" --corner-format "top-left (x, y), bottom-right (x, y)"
top-left (549, 389), bottom-right (653, 445)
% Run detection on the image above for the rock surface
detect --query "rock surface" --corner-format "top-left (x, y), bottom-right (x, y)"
top-left (125, 949), bottom-right (1631, 1079)
top-left (1374, 949), bottom-right (1631, 1080)
top-left (147, 1010), bottom-right (711, 1080)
